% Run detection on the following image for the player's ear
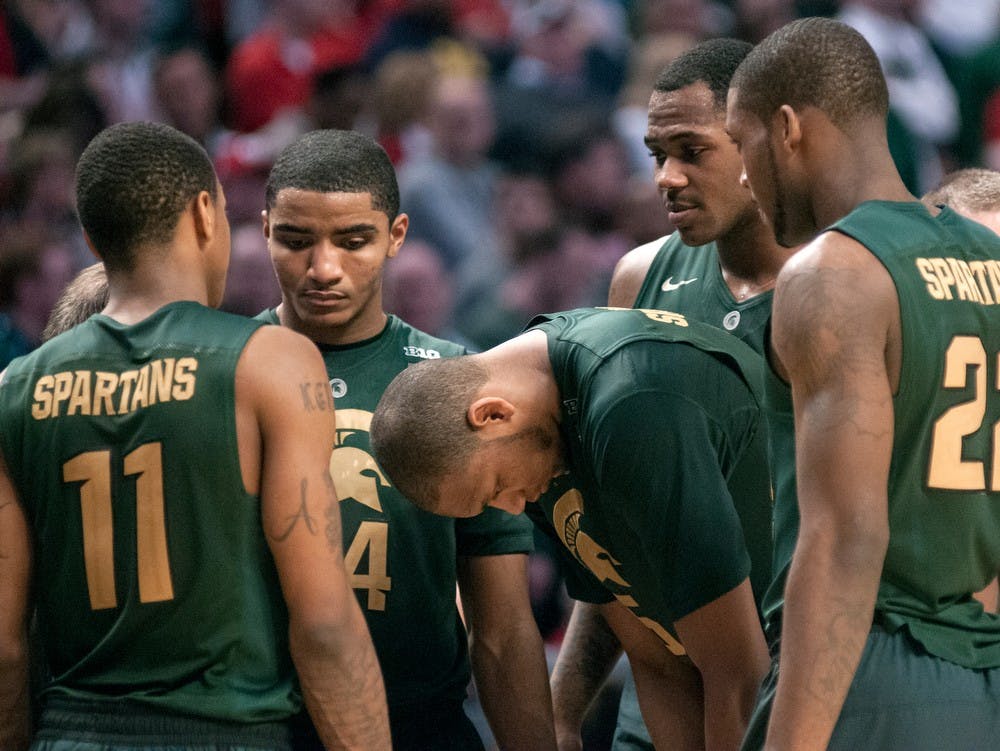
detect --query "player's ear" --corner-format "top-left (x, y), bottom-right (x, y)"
top-left (192, 189), bottom-right (215, 245)
top-left (467, 396), bottom-right (515, 432)
top-left (777, 104), bottom-right (801, 152)
top-left (261, 209), bottom-right (270, 240)
top-left (387, 213), bottom-right (408, 259)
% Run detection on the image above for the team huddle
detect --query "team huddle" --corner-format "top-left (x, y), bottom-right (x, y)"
top-left (2, 16), bottom-right (1000, 751)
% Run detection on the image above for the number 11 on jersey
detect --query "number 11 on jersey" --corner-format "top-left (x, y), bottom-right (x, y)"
top-left (63, 442), bottom-right (174, 610)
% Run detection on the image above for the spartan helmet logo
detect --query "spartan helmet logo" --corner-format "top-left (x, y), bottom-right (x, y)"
top-left (552, 488), bottom-right (629, 591)
top-left (330, 408), bottom-right (390, 512)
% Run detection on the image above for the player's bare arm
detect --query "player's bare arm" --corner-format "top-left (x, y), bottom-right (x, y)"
top-left (0, 446), bottom-right (31, 751)
top-left (458, 552), bottom-right (557, 751)
top-left (600, 601), bottom-right (705, 750)
top-left (673, 578), bottom-right (768, 751)
top-left (607, 241), bottom-right (661, 308)
top-left (238, 325), bottom-right (391, 750)
top-left (765, 233), bottom-right (896, 751)
top-left (550, 601), bottom-right (623, 751)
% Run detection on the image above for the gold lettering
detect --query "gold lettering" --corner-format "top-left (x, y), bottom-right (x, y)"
top-left (67, 371), bottom-right (93, 416)
top-left (51, 372), bottom-right (74, 417)
top-left (31, 375), bottom-right (55, 419)
top-left (638, 617), bottom-right (686, 656)
top-left (172, 358), bottom-right (197, 400)
top-left (916, 257), bottom-right (946, 300)
top-left (117, 370), bottom-right (138, 414)
top-left (130, 364), bottom-right (150, 411)
top-left (968, 262), bottom-right (996, 305)
top-left (930, 258), bottom-right (956, 300)
top-left (150, 358), bottom-right (174, 404)
top-left (639, 309), bottom-right (689, 327)
top-left (947, 258), bottom-right (984, 303)
top-left (986, 261), bottom-right (1000, 305)
top-left (94, 372), bottom-right (118, 416)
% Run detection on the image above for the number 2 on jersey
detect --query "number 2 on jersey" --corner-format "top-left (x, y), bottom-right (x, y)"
top-left (928, 335), bottom-right (1000, 491)
top-left (63, 442), bottom-right (174, 610)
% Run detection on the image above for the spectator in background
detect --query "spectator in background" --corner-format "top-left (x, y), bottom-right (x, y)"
top-left (17, 60), bottom-right (109, 156)
top-left (493, 0), bottom-right (628, 161)
top-left (0, 226), bottom-right (76, 365)
top-left (398, 57), bottom-right (503, 287)
top-left (369, 49), bottom-right (438, 165)
top-left (838, 0), bottom-right (960, 193)
top-left (224, 0), bottom-right (389, 133)
top-left (731, 0), bottom-right (798, 42)
top-left (307, 62), bottom-right (371, 133)
top-left (381, 238), bottom-right (468, 345)
top-left (83, 0), bottom-right (163, 123)
top-left (364, 0), bottom-right (513, 72)
top-left (220, 221), bottom-right (281, 317)
top-left (638, 0), bottom-right (732, 40)
top-left (153, 45), bottom-right (228, 152)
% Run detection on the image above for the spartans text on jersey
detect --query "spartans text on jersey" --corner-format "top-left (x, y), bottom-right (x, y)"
top-left (31, 357), bottom-right (198, 419)
top-left (916, 256), bottom-right (1000, 304)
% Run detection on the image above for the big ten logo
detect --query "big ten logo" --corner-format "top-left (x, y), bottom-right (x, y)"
top-left (402, 345), bottom-right (441, 359)
top-left (329, 408), bottom-right (392, 610)
top-left (551, 488), bottom-right (685, 655)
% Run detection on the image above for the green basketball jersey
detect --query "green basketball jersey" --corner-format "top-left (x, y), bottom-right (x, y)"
top-left (256, 312), bottom-right (534, 730)
top-left (631, 233), bottom-right (774, 611)
top-left (765, 201), bottom-right (1000, 668)
top-left (633, 234), bottom-right (774, 351)
top-left (525, 308), bottom-right (764, 652)
top-left (0, 302), bottom-right (299, 721)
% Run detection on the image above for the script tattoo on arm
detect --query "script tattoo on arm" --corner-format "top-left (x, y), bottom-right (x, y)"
top-left (299, 381), bottom-right (334, 412)
top-left (271, 478), bottom-right (318, 542)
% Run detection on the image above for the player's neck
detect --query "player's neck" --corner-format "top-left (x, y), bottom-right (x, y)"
top-left (102, 259), bottom-right (213, 324)
top-left (716, 220), bottom-right (796, 301)
top-left (484, 330), bottom-right (560, 418)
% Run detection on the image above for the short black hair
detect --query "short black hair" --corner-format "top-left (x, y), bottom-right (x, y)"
top-left (75, 121), bottom-right (217, 271)
top-left (264, 129), bottom-right (400, 218)
top-left (370, 356), bottom-right (488, 510)
top-left (654, 37), bottom-right (753, 111)
top-left (731, 17), bottom-right (888, 130)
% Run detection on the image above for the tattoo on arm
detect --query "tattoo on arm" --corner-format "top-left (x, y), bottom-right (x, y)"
top-left (271, 478), bottom-right (317, 541)
top-left (805, 601), bottom-right (871, 723)
top-left (777, 265), bottom-right (893, 437)
top-left (299, 381), bottom-right (334, 412)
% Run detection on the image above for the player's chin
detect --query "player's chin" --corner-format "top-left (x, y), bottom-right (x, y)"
top-left (675, 223), bottom-right (713, 247)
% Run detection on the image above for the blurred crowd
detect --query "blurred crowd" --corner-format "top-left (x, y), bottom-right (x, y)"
top-left (9, 0), bottom-right (1000, 363)
top-left (4, 2), bottom-right (1000, 746)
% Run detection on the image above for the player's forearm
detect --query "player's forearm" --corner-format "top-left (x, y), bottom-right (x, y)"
top-left (0, 640), bottom-right (30, 751)
top-left (550, 602), bottom-right (621, 749)
top-left (291, 608), bottom-right (391, 750)
top-left (629, 651), bottom-right (704, 750)
top-left (765, 526), bottom-right (886, 751)
top-left (472, 618), bottom-right (557, 751)
top-left (701, 667), bottom-right (761, 751)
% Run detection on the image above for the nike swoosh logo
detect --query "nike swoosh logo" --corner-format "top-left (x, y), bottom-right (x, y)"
top-left (661, 276), bottom-right (699, 292)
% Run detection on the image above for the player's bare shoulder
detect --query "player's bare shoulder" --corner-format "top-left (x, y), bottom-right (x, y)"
top-left (772, 230), bottom-right (897, 384)
top-left (239, 324), bottom-right (332, 412)
top-left (608, 236), bottom-right (668, 307)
